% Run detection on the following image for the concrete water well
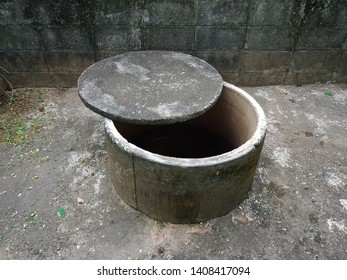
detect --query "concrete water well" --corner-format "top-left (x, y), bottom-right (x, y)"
top-left (78, 51), bottom-right (266, 223)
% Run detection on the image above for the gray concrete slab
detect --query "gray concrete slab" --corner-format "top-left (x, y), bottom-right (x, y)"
top-left (0, 83), bottom-right (346, 260)
top-left (78, 51), bottom-right (223, 124)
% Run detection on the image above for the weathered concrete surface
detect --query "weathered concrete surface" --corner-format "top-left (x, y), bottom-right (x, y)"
top-left (1, 0), bottom-right (346, 87)
top-left (78, 51), bottom-right (223, 124)
top-left (0, 83), bottom-right (346, 259)
top-left (105, 83), bottom-right (267, 223)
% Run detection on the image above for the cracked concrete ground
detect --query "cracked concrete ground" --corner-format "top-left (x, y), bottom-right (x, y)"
top-left (0, 83), bottom-right (346, 260)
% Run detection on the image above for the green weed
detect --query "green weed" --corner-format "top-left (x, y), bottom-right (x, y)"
top-left (4, 118), bottom-right (28, 143)
top-left (99, 142), bottom-right (107, 149)
top-left (35, 92), bottom-right (45, 102)
top-left (154, 219), bottom-right (165, 229)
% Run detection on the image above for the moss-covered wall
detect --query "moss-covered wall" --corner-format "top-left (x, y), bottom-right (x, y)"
top-left (0, 0), bottom-right (346, 87)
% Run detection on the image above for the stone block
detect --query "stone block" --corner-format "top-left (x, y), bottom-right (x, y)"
top-left (0, 25), bottom-right (41, 50)
top-left (220, 72), bottom-right (240, 84)
top-left (336, 4), bottom-right (347, 26)
top-left (7, 72), bottom-right (53, 88)
top-left (342, 38), bottom-right (347, 51)
top-left (143, 0), bottom-right (196, 25)
top-left (239, 71), bottom-right (287, 86)
top-left (40, 26), bottom-right (92, 50)
top-left (196, 26), bottom-right (246, 50)
top-left (332, 71), bottom-right (347, 83)
top-left (193, 51), bottom-right (241, 72)
top-left (292, 51), bottom-right (342, 72)
top-left (249, 0), bottom-right (293, 26)
top-left (0, 26), bottom-right (13, 49)
top-left (23, 0), bottom-right (92, 26)
top-left (296, 27), bottom-right (347, 50)
top-left (333, 51), bottom-right (347, 83)
top-left (50, 73), bottom-right (80, 88)
top-left (197, 0), bottom-right (249, 26)
top-left (95, 25), bottom-right (142, 51)
top-left (95, 51), bottom-right (124, 62)
top-left (245, 26), bottom-right (291, 51)
top-left (0, 50), bottom-right (48, 72)
top-left (94, 0), bottom-right (140, 26)
top-left (144, 26), bottom-right (194, 50)
top-left (0, 0), bottom-right (32, 25)
top-left (241, 51), bottom-right (292, 71)
top-left (46, 51), bottom-right (94, 73)
top-left (339, 52), bottom-right (347, 72)
top-left (294, 1), bottom-right (345, 27)
top-left (285, 70), bottom-right (334, 85)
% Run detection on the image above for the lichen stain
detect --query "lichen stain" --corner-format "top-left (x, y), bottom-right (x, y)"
top-left (24, 0), bottom-right (93, 25)
top-left (289, 0), bottom-right (336, 51)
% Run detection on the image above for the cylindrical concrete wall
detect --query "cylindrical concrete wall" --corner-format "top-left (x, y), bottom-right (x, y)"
top-left (105, 82), bottom-right (266, 223)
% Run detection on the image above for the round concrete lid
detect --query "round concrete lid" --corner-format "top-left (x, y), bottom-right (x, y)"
top-left (78, 51), bottom-right (223, 124)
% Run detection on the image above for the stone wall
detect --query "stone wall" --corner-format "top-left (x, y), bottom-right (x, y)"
top-left (1, 0), bottom-right (346, 87)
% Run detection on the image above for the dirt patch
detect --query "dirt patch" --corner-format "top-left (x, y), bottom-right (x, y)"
top-left (0, 89), bottom-right (48, 144)
top-left (0, 84), bottom-right (346, 260)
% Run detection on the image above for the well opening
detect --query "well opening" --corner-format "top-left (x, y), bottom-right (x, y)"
top-left (113, 85), bottom-right (258, 159)
top-left (78, 50), bottom-right (267, 223)
top-left (105, 82), bottom-right (266, 223)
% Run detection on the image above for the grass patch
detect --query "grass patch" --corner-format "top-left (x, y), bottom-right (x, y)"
top-left (154, 219), bottom-right (166, 229)
top-left (35, 92), bottom-right (45, 102)
top-left (2, 118), bottom-right (27, 143)
top-left (0, 89), bottom-right (46, 145)
top-left (324, 91), bottom-right (333, 97)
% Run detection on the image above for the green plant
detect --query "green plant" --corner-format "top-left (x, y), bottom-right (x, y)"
top-left (324, 91), bottom-right (333, 97)
top-left (25, 211), bottom-right (38, 223)
top-left (154, 219), bottom-right (165, 229)
top-left (99, 142), bottom-right (107, 149)
top-left (35, 92), bottom-right (45, 102)
top-left (23, 211), bottom-right (38, 229)
top-left (4, 118), bottom-right (28, 143)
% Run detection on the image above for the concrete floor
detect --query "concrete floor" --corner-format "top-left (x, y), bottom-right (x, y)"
top-left (0, 83), bottom-right (346, 259)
